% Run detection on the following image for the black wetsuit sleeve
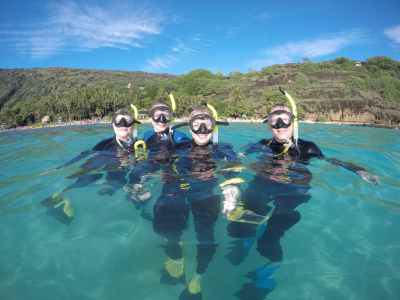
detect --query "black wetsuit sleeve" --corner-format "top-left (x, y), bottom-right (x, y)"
top-left (217, 143), bottom-right (239, 162)
top-left (304, 139), bottom-right (367, 174)
top-left (56, 150), bottom-right (93, 169)
top-left (325, 157), bottom-right (366, 173)
top-left (242, 140), bottom-right (265, 155)
top-left (299, 140), bottom-right (324, 160)
top-left (92, 137), bottom-right (115, 151)
top-left (56, 137), bottom-right (114, 170)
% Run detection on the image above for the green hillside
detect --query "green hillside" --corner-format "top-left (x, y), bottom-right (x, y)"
top-left (1, 56), bottom-right (400, 129)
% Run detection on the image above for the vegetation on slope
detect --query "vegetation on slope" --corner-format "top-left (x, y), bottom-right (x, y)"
top-left (0, 56), bottom-right (399, 129)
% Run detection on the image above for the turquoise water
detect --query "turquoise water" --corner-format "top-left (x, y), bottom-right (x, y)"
top-left (1, 123), bottom-right (399, 300)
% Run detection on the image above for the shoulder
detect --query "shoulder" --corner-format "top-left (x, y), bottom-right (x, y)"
top-left (214, 143), bottom-right (237, 160)
top-left (143, 130), bottom-right (156, 142)
top-left (297, 139), bottom-right (323, 158)
top-left (244, 139), bottom-right (269, 154)
top-left (92, 137), bottom-right (115, 151)
top-left (172, 130), bottom-right (190, 144)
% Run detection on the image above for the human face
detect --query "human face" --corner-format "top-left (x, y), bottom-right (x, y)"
top-left (189, 115), bottom-right (214, 134)
top-left (268, 111), bottom-right (294, 143)
top-left (112, 114), bottom-right (134, 141)
top-left (189, 114), bottom-right (215, 146)
top-left (150, 107), bottom-right (171, 133)
top-left (191, 131), bottom-right (213, 146)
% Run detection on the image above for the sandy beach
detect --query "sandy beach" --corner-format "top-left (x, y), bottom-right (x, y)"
top-left (1, 117), bottom-right (398, 133)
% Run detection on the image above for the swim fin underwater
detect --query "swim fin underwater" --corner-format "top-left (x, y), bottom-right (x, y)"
top-left (41, 192), bottom-right (75, 225)
top-left (235, 264), bottom-right (279, 300)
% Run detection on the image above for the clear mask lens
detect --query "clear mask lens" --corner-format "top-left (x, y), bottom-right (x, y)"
top-left (114, 115), bottom-right (134, 127)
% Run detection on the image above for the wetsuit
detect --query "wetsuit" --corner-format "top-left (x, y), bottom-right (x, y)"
top-left (152, 141), bottom-right (237, 277)
top-left (43, 136), bottom-right (144, 223)
top-left (65, 137), bottom-right (139, 194)
top-left (228, 138), bottom-right (367, 300)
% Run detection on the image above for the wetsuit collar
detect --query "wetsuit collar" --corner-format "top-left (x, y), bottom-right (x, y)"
top-left (116, 136), bottom-right (135, 150)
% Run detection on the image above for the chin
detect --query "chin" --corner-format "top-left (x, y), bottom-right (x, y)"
top-left (153, 122), bottom-right (168, 133)
top-left (193, 134), bottom-right (211, 145)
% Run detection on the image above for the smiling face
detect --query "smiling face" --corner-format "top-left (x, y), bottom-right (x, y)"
top-left (191, 131), bottom-right (213, 146)
top-left (113, 122), bottom-right (133, 141)
top-left (112, 111), bottom-right (136, 141)
top-left (189, 107), bottom-right (215, 146)
top-left (150, 104), bottom-right (171, 133)
top-left (267, 106), bottom-right (294, 143)
top-left (151, 119), bottom-right (169, 133)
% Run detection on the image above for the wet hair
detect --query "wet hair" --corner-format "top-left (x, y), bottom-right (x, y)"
top-left (189, 105), bottom-right (211, 119)
top-left (150, 99), bottom-right (170, 111)
top-left (113, 108), bottom-right (132, 118)
top-left (270, 103), bottom-right (291, 114)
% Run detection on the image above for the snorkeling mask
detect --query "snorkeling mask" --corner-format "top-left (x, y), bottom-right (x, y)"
top-left (113, 114), bottom-right (140, 127)
top-left (189, 114), bottom-right (216, 134)
top-left (150, 106), bottom-right (171, 124)
top-left (263, 110), bottom-right (294, 129)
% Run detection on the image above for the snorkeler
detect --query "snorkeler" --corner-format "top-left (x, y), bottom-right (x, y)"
top-left (42, 108), bottom-right (149, 224)
top-left (224, 89), bottom-right (379, 300)
top-left (152, 104), bottom-right (240, 299)
top-left (144, 97), bottom-right (190, 151)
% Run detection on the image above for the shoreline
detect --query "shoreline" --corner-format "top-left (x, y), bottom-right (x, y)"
top-left (1, 118), bottom-right (399, 133)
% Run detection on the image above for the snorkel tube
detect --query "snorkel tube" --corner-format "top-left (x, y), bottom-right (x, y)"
top-left (279, 87), bottom-right (299, 147)
top-left (206, 103), bottom-right (219, 144)
top-left (130, 103), bottom-right (147, 158)
top-left (168, 93), bottom-right (177, 115)
top-left (130, 104), bottom-right (139, 140)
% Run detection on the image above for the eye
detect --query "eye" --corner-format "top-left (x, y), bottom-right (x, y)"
top-left (192, 120), bottom-right (201, 128)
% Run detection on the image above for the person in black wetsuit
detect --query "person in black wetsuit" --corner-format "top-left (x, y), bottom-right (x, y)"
top-left (42, 108), bottom-right (148, 223)
top-left (152, 105), bottom-right (239, 299)
top-left (224, 104), bottom-right (379, 300)
top-left (143, 100), bottom-right (190, 153)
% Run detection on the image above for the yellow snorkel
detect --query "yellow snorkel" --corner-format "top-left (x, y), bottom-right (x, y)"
top-left (279, 87), bottom-right (299, 147)
top-left (206, 103), bottom-right (219, 144)
top-left (130, 104), bottom-right (139, 140)
top-left (130, 103), bottom-right (147, 159)
top-left (169, 93), bottom-right (177, 114)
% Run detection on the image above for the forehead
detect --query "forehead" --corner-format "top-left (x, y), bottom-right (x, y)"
top-left (270, 106), bottom-right (291, 114)
top-left (114, 113), bottom-right (132, 119)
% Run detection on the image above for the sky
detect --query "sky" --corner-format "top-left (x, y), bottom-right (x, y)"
top-left (0, 0), bottom-right (399, 74)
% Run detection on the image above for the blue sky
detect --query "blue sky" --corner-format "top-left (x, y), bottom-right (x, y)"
top-left (0, 0), bottom-right (399, 74)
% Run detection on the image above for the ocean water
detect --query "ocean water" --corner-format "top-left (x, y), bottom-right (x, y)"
top-left (0, 123), bottom-right (399, 300)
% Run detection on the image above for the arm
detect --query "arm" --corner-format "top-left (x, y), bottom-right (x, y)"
top-left (305, 141), bottom-right (379, 185)
top-left (325, 157), bottom-right (379, 185)
top-left (238, 141), bottom-right (265, 157)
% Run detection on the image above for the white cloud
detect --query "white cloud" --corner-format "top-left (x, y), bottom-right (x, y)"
top-left (144, 39), bottom-right (204, 72)
top-left (0, 1), bottom-right (163, 58)
top-left (384, 25), bottom-right (400, 45)
top-left (248, 31), bottom-right (365, 69)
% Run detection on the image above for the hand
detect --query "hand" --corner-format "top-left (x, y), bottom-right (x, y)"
top-left (222, 185), bottom-right (240, 214)
top-left (126, 183), bottom-right (152, 202)
top-left (357, 170), bottom-right (380, 185)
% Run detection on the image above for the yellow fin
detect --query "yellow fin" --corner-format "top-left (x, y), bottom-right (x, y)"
top-left (227, 207), bottom-right (245, 221)
top-left (165, 257), bottom-right (184, 279)
top-left (188, 274), bottom-right (202, 294)
top-left (62, 200), bottom-right (74, 218)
